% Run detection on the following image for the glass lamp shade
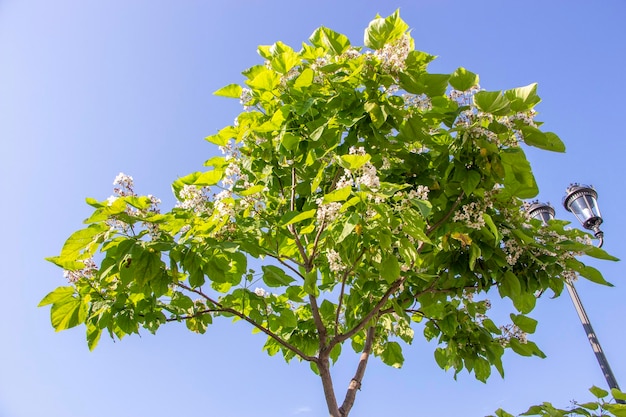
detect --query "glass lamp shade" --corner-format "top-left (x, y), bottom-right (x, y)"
top-left (563, 184), bottom-right (603, 230)
top-left (527, 202), bottom-right (555, 225)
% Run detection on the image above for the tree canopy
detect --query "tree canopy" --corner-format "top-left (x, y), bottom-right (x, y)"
top-left (41, 10), bottom-right (618, 417)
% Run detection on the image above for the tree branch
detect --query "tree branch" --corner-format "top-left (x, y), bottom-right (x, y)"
top-left (263, 252), bottom-right (306, 279)
top-left (287, 166), bottom-right (310, 266)
top-left (309, 294), bottom-right (328, 349)
top-left (335, 248), bottom-right (366, 336)
top-left (175, 283), bottom-right (316, 362)
top-left (331, 277), bottom-right (404, 347)
top-left (426, 191), bottom-right (464, 235)
top-left (339, 326), bottom-right (376, 417)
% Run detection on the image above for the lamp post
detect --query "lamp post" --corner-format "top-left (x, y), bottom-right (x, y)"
top-left (529, 185), bottom-right (623, 403)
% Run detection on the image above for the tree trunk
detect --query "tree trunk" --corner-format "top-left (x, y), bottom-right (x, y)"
top-left (338, 326), bottom-right (375, 416)
top-left (318, 326), bottom-right (376, 417)
top-left (317, 356), bottom-right (342, 417)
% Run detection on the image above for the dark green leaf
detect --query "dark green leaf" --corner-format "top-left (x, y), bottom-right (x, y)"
top-left (521, 126), bottom-right (566, 153)
top-left (380, 255), bottom-right (400, 284)
top-left (510, 314), bottom-right (538, 334)
top-left (262, 265), bottom-right (295, 287)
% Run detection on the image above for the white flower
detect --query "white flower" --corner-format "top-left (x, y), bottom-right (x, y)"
top-left (177, 185), bottom-right (210, 213)
top-left (374, 34), bottom-right (411, 73)
top-left (106, 195), bottom-right (118, 206)
top-left (326, 250), bottom-right (346, 272)
top-left (254, 287), bottom-right (267, 297)
top-left (316, 199), bottom-right (342, 224)
top-left (113, 173), bottom-right (134, 187)
top-left (355, 163), bottom-right (379, 190)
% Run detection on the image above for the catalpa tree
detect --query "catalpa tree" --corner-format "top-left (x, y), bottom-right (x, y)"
top-left (41, 11), bottom-right (617, 417)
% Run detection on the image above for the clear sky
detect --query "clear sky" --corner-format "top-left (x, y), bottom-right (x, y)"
top-left (1, 1), bottom-right (625, 416)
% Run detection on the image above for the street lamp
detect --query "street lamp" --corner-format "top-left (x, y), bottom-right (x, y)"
top-left (528, 186), bottom-right (623, 403)
top-left (563, 184), bottom-right (604, 247)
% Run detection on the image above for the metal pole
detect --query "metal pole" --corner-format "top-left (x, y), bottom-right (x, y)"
top-left (565, 281), bottom-right (624, 403)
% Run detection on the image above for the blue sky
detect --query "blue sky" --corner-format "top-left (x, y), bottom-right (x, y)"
top-left (1, 1), bottom-right (625, 416)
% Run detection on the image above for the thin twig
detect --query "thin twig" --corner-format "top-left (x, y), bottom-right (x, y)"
top-left (426, 191), bottom-right (464, 235)
top-left (175, 282), bottom-right (316, 361)
top-left (287, 166), bottom-right (310, 266)
top-left (334, 248), bottom-right (366, 336)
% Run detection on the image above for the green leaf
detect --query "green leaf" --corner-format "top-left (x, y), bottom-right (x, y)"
top-left (50, 295), bottom-right (86, 331)
top-left (582, 246), bottom-right (619, 261)
top-left (474, 357), bottom-right (491, 382)
top-left (213, 84), bottom-right (242, 98)
top-left (565, 259), bottom-right (612, 286)
top-left (39, 286), bottom-right (75, 307)
top-left (262, 265), bottom-right (295, 287)
top-left (510, 314), bottom-right (538, 334)
top-left (294, 68), bottom-right (314, 89)
top-left (512, 292), bottom-right (537, 314)
top-left (238, 185), bottom-right (265, 196)
top-left (270, 50), bottom-right (300, 74)
top-left (612, 388), bottom-right (626, 401)
top-left (364, 10), bottom-right (409, 50)
top-left (398, 237), bottom-right (418, 266)
top-left (589, 385), bottom-right (609, 399)
top-left (500, 147), bottom-right (539, 199)
top-left (336, 213), bottom-right (359, 244)
top-left (340, 154), bottom-right (371, 170)
top-left (380, 255), bottom-right (400, 284)
top-left (323, 186), bottom-right (351, 203)
top-left (309, 26), bottom-right (351, 55)
top-left (281, 132), bottom-right (301, 151)
top-left (473, 91), bottom-right (511, 116)
top-left (434, 347), bottom-right (448, 369)
top-left (499, 271), bottom-right (521, 298)
top-left (246, 68), bottom-right (280, 92)
top-left (521, 127), bottom-right (566, 153)
top-left (494, 408), bottom-right (515, 417)
top-left (504, 83), bottom-right (541, 112)
top-left (604, 404), bottom-right (626, 417)
top-left (461, 170), bottom-right (481, 196)
top-left (205, 125), bottom-right (237, 146)
top-left (364, 101), bottom-right (386, 128)
top-left (449, 67), bottom-right (479, 91)
top-left (380, 341), bottom-right (404, 368)
top-left (280, 209), bottom-right (316, 226)
top-left (58, 223), bottom-right (108, 263)
top-left (87, 323), bottom-right (102, 351)
top-left (399, 72), bottom-right (450, 96)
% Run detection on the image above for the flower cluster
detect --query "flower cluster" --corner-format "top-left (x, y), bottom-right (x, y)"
top-left (63, 258), bottom-right (98, 283)
top-left (112, 172), bottom-right (135, 198)
top-left (503, 238), bottom-right (524, 266)
top-left (374, 34), bottom-right (411, 73)
top-left (453, 201), bottom-right (489, 230)
top-left (326, 249), bottom-right (346, 273)
top-left (341, 146), bottom-right (381, 191)
top-left (316, 198), bottom-right (342, 224)
top-left (239, 88), bottom-right (253, 111)
top-left (498, 323), bottom-right (528, 345)
top-left (402, 93), bottom-right (432, 112)
top-left (177, 185), bottom-right (211, 213)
